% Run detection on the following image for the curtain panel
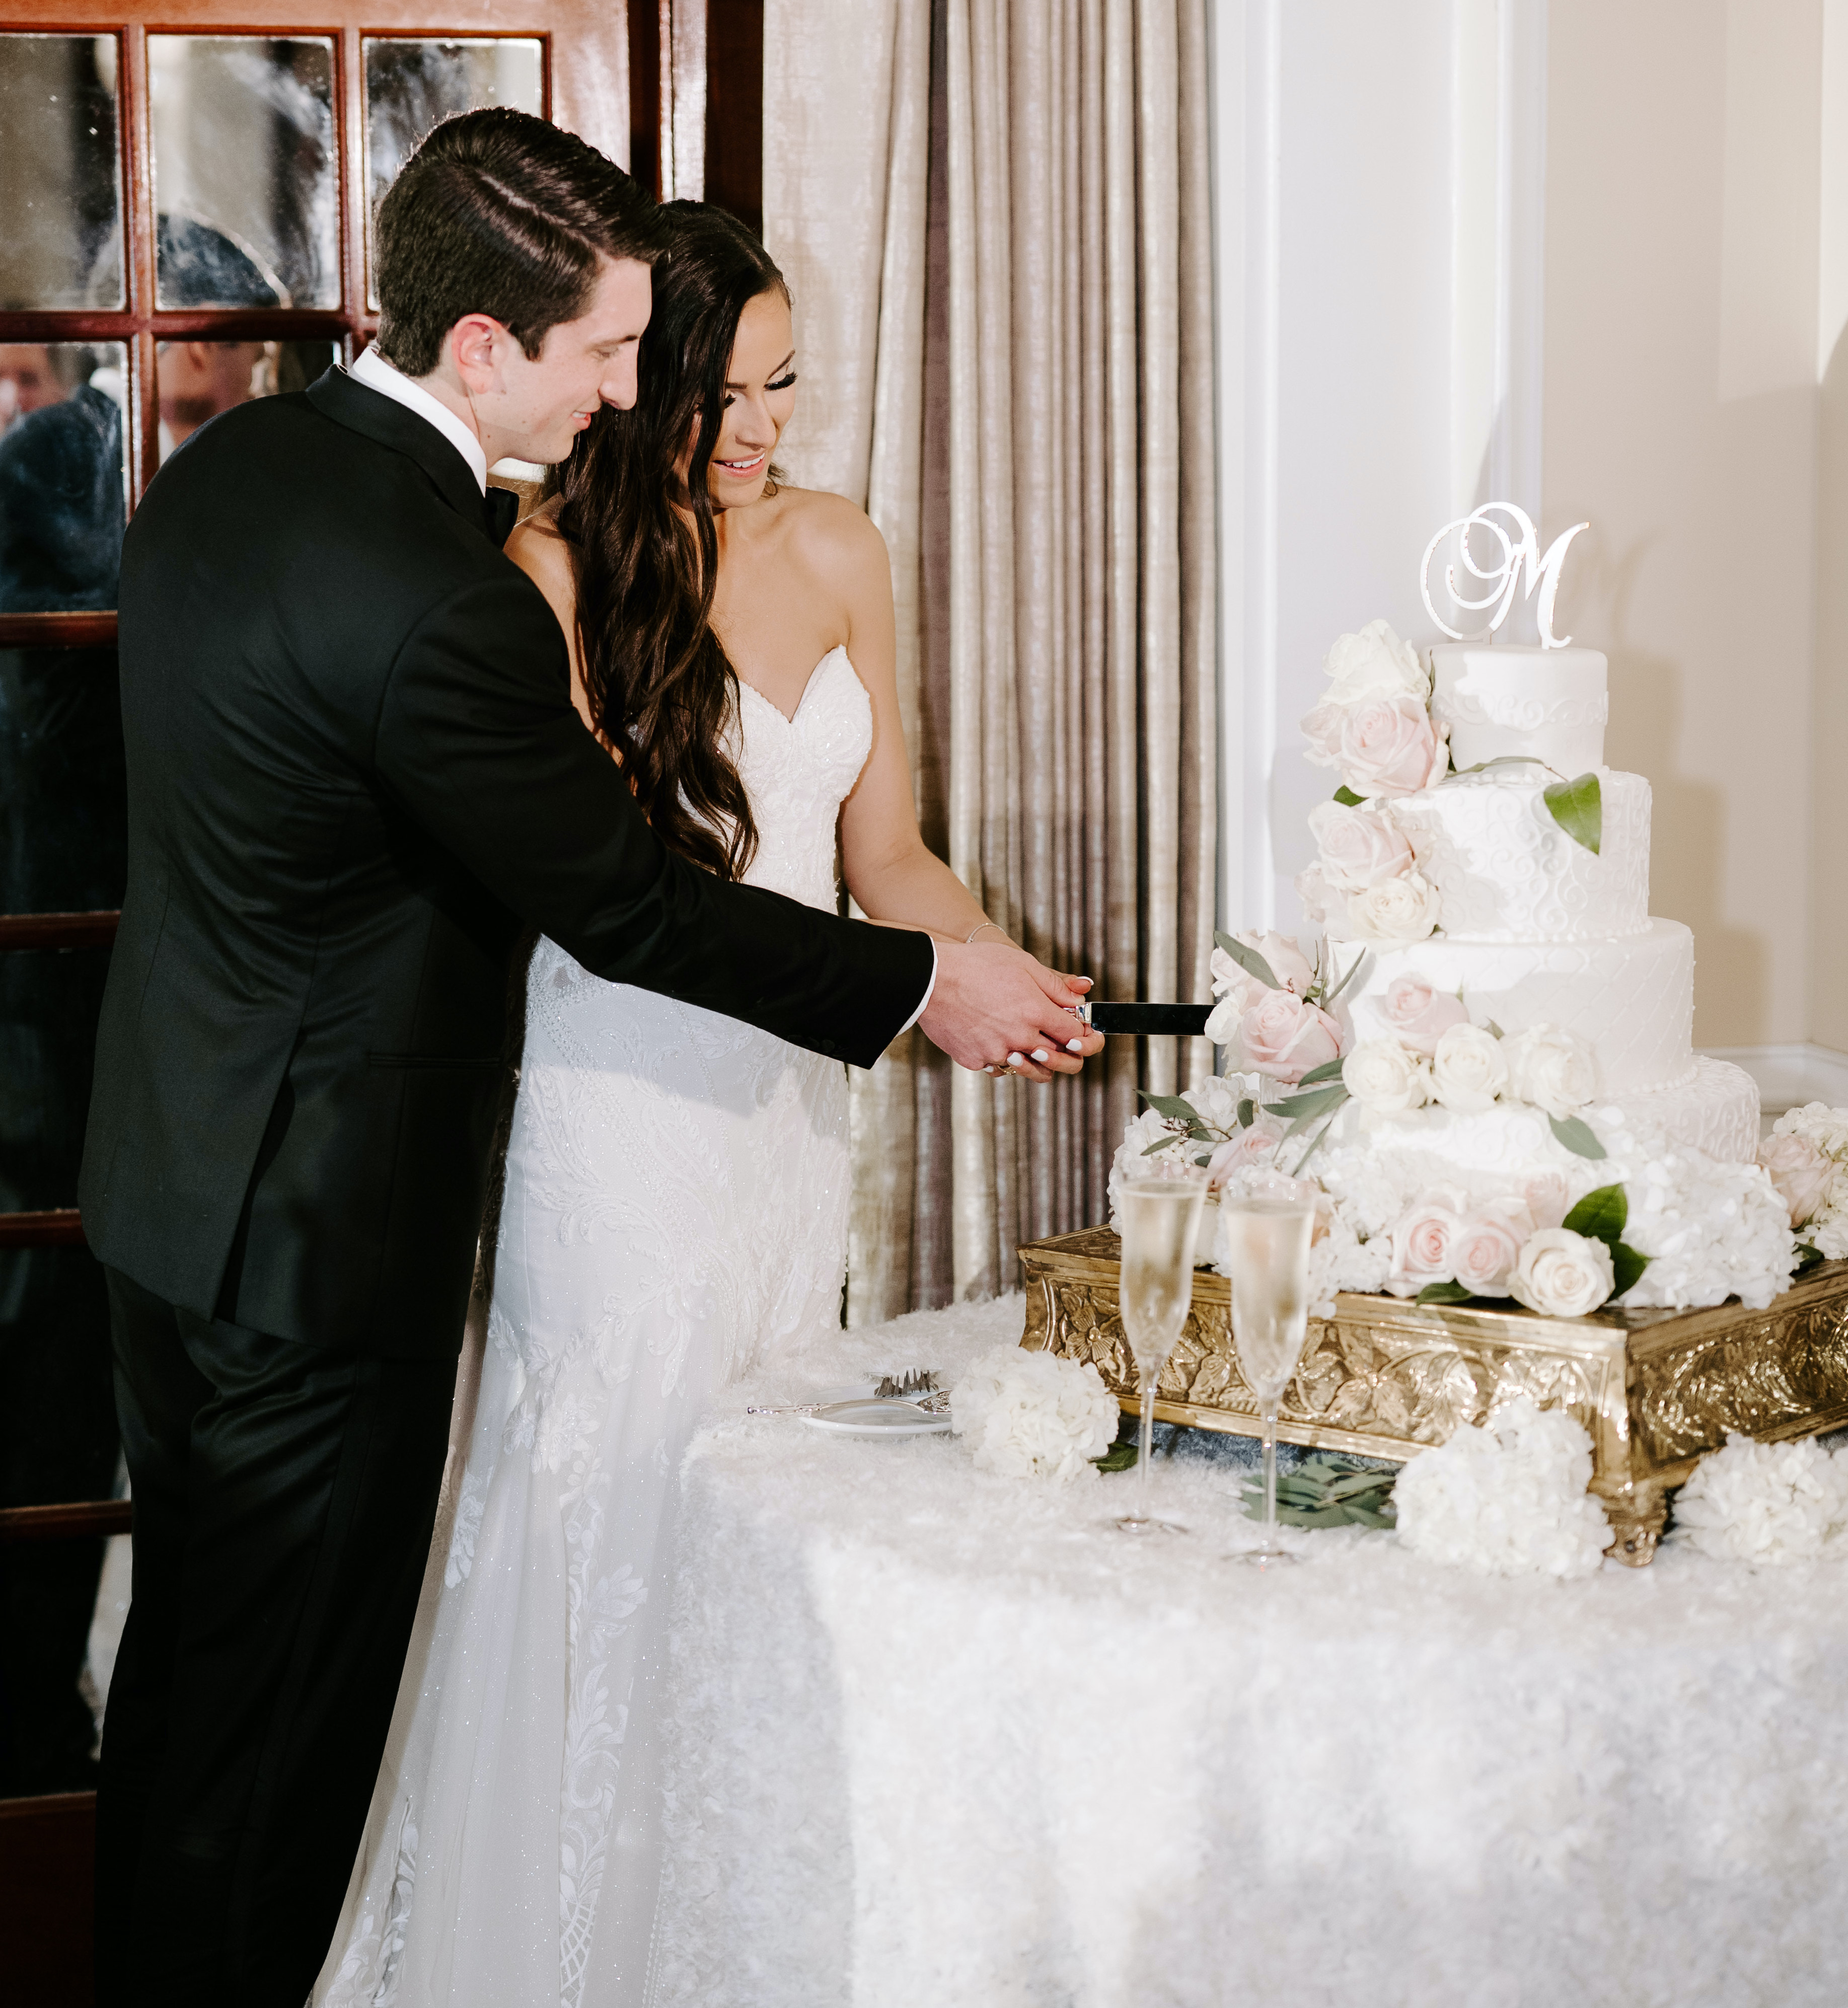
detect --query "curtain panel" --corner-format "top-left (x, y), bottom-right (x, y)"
top-left (763, 0), bottom-right (1216, 1318)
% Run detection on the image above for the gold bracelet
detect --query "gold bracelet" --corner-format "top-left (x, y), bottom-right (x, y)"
top-left (965, 920), bottom-right (1008, 944)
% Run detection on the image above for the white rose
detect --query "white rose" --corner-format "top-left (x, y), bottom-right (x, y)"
top-left (1346, 870), bottom-right (1441, 948)
top-left (1428, 1022), bottom-right (1509, 1114)
top-left (1342, 1039), bottom-right (1432, 1115)
top-left (1386, 1191), bottom-right (1468, 1293)
top-left (1307, 799), bottom-right (1416, 895)
top-left (1321, 618), bottom-right (1430, 708)
top-left (1503, 1025), bottom-right (1598, 1119)
top-left (1508, 1228), bottom-right (1616, 1318)
top-left (1450, 1207), bottom-right (1531, 1296)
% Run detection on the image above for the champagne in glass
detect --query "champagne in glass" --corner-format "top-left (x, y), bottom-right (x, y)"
top-left (1220, 1195), bottom-right (1316, 1567)
top-left (1113, 1175), bottom-right (1209, 1535)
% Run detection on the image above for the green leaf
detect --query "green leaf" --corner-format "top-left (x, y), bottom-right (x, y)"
top-left (1542, 771), bottom-right (1602, 854)
top-left (1213, 930), bottom-right (1283, 993)
top-left (1562, 1182), bottom-right (1629, 1244)
top-left (1414, 1279), bottom-right (1476, 1305)
top-left (1262, 1083), bottom-right (1350, 1122)
top-left (1138, 1091), bottom-right (1198, 1123)
top-left (1236, 1097), bottom-right (1255, 1129)
top-left (1484, 1019), bottom-right (1506, 1040)
top-left (1092, 1440), bottom-right (1139, 1473)
top-left (1141, 1134), bottom-right (1184, 1155)
top-left (1295, 1056), bottom-right (1348, 1087)
top-left (1332, 784), bottom-right (1366, 807)
top-left (1609, 1241), bottom-right (1650, 1299)
top-left (1797, 1242), bottom-right (1825, 1273)
top-left (1548, 1113), bottom-right (1607, 1159)
top-left (1317, 947), bottom-right (1369, 1012)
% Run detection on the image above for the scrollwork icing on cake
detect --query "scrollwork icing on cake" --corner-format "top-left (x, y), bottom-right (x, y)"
top-left (1440, 691), bottom-right (1610, 732)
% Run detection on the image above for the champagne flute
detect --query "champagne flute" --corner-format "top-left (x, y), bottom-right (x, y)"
top-left (1112, 1174), bottom-right (1209, 1535)
top-left (1220, 1194), bottom-right (1316, 1568)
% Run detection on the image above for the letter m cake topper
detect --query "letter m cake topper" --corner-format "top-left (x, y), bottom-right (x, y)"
top-left (1419, 502), bottom-right (1589, 649)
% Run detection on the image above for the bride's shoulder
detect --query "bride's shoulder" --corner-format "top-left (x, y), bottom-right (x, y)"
top-left (767, 484), bottom-right (888, 583)
top-left (504, 496), bottom-right (576, 598)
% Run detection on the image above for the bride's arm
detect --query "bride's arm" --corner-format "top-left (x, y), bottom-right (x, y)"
top-left (831, 510), bottom-right (1025, 951)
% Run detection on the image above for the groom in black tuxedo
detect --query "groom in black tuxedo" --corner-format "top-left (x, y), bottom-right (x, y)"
top-left (82, 109), bottom-right (1097, 2005)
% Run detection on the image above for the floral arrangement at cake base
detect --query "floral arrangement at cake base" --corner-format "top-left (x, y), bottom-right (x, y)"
top-left (949, 1344), bottom-right (1119, 1481)
top-left (1391, 1397), bottom-right (1612, 1578)
top-left (1668, 1434), bottom-right (1848, 1566)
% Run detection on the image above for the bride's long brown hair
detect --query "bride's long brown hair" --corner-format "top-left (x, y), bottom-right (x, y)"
top-left (557, 201), bottom-right (787, 879)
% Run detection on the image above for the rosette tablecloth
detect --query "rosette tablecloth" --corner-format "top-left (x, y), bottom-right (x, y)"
top-left (651, 1296), bottom-right (1848, 2007)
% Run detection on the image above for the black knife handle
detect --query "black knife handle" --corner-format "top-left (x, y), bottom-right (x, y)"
top-left (1080, 1002), bottom-right (1214, 1037)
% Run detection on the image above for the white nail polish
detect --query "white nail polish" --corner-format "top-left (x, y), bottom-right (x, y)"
top-left (1007, 1052), bottom-right (1025, 1067)
top-left (1031, 1049), bottom-right (1050, 1064)
top-left (1066, 1038), bottom-right (1082, 1052)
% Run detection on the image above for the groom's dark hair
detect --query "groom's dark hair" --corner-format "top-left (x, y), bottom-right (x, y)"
top-left (373, 108), bottom-right (662, 378)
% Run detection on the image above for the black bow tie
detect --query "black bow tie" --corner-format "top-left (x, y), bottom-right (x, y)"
top-left (483, 485), bottom-right (521, 549)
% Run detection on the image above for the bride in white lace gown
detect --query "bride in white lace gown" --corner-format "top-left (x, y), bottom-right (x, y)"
top-left (315, 207), bottom-right (1090, 2007)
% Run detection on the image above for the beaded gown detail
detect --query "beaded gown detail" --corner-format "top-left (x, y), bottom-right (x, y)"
top-left (316, 647), bottom-right (871, 2007)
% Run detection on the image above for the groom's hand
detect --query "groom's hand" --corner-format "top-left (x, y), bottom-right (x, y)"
top-left (917, 942), bottom-right (1104, 1082)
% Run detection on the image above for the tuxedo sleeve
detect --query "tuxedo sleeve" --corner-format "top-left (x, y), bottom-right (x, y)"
top-left (372, 572), bottom-right (933, 1069)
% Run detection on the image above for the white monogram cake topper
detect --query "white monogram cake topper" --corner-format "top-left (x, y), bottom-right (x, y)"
top-left (1419, 502), bottom-right (1589, 649)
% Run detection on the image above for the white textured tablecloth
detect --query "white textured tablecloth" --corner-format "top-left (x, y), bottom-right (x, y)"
top-left (651, 1296), bottom-right (1848, 2008)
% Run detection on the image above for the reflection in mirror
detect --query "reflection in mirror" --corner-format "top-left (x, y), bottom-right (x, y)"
top-left (364, 39), bottom-right (544, 308)
top-left (150, 35), bottom-right (337, 309)
top-left (0, 33), bottom-right (122, 310)
top-left (0, 345), bottom-right (126, 612)
top-left (155, 338), bottom-right (338, 463)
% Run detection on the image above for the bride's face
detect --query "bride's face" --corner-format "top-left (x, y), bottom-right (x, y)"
top-left (704, 287), bottom-right (796, 508)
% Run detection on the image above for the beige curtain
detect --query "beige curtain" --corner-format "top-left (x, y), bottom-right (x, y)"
top-left (764, 0), bottom-right (1216, 1319)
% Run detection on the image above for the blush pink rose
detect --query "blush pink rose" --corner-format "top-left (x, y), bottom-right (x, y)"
top-left (1377, 974), bottom-right (1470, 1056)
top-left (1759, 1133), bottom-right (1836, 1229)
top-left (1235, 990), bottom-right (1343, 1084)
top-left (1523, 1173), bottom-right (1572, 1230)
top-left (1205, 1117), bottom-right (1287, 1185)
top-left (1387, 1193), bottom-right (1464, 1293)
top-left (1307, 800), bottom-right (1416, 894)
top-left (1336, 695), bottom-right (1449, 799)
top-left (1451, 1210), bottom-right (1527, 1296)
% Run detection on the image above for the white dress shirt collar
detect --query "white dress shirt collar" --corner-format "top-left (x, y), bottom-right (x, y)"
top-left (349, 345), bottom-right (489, 495)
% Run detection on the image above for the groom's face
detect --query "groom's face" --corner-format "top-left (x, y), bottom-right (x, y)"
top-left (488, 255), bottom-right (653, 464)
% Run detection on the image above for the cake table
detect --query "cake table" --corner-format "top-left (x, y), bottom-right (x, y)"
top-left (650, 1296), bottom-right (1848, 2008)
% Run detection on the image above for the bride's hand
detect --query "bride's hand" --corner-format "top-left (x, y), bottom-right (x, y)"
top-left (917, 941), bottom-right (1103, 1081)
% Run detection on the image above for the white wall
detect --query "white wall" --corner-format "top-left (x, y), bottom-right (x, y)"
top-left (1214, 0), bottom-right (1833, 1055)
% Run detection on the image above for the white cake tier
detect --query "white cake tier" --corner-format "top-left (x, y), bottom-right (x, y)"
top-left (1322, 1056), bottom-right (1760, 1204)
top-left (1337, 918), bottom-right (1695, 1098)
top-left (1388, 767), bottom-right (1651, 943)
top-left (1430, 643), bottom-right (1608, 773)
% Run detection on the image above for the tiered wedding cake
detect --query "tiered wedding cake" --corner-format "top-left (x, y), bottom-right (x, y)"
top-left (1115, 506), bottom-right (1837, 1319)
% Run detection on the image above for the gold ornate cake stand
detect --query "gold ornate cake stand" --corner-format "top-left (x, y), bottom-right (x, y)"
top-left (1017, 1227), bottom-right (1848, 1566)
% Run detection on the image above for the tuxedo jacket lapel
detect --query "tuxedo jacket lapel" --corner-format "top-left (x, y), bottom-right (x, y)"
top-left (305, 366), bottom-right (500, 540)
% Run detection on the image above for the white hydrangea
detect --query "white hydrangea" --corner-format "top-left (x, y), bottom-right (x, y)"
top-left (1605, 1150), bottom-right (1797, 1310)
top-left (1181, 1070), bottom-right (1259, 1137)
top-left (1107, 1107), bottom-right (1197, 1226)
top-left (1770, 1103), bottom-right (1848, 1259)
top-left (1671, 1434), bottom-right (1848, 1565)
top-left (949, 1344), bottom-right (1120, 1482)
top-left (1393, 1398), bottom-right (1611, 1578)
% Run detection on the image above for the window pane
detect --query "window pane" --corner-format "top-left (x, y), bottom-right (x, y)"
top-left (0, 34), bottom-right (122, 311)
top-left (364, 39), bottom-right (545, 310)
top-left (150, 36), bottom-right (338, 310)
top-left (156, 337), bottom-right (339, 465)
top-left (0, 347), bottom-right (126, 614)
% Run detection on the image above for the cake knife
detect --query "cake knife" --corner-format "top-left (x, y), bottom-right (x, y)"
top-left (1073, 1001), bottom-right (1214, 1037)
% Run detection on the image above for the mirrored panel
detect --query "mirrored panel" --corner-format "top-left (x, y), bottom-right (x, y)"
top-left (0, 347), bottom-right (127, 613)
top-left (0, 34), bottom-right (122, 310)
top-left (156, 338), bottom-right (339, 464)
top-left (0, 646), bottom-right (126, 915)
top-left (364, 39), bottom-right (545, 308)
top-left (150, 35), bottom-right (338, 309)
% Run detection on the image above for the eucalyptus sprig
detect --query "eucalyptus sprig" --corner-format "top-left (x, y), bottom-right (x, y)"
top-left (1241, 1453), bottom-right (1398, 1528)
